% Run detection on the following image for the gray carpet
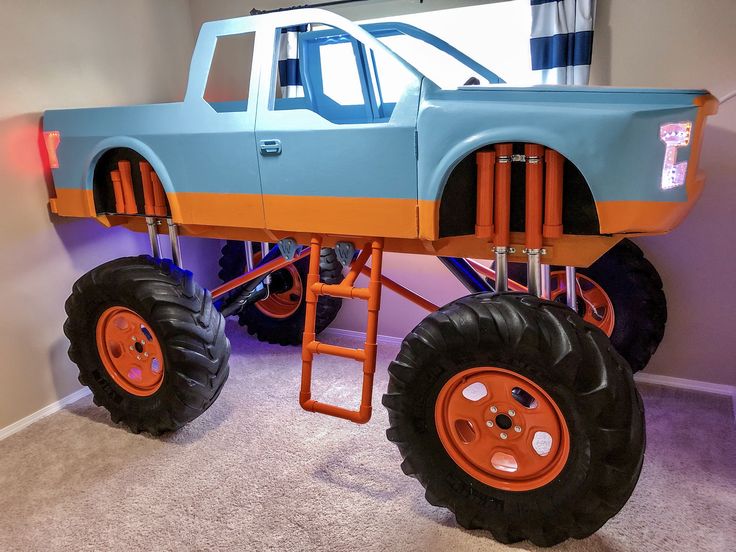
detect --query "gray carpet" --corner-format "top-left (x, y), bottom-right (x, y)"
top-left (1, 321), bottom-right (734, 551)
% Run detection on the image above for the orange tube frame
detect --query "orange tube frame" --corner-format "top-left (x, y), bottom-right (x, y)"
top-left (110, 170), bottom-right (126, 213)
top-left (117, 161), bottom-right (138, 215)
top-left (524, 144), bottom-right (545, 250)
top-left (475, 151), bottom-right (496, 239)
top-left (300, 237), bottom-right (384, 424)
top-left (493, 144), bottom-right (513, 247)
top-left (543, 149), bottom-right (564, 238)
top-left (210, 247), bottom-right (311, 299)
top-left (150, 172), bottom-right (167, 217)
top-left (360, 265), bottom-right (438, 312)
top-left (139, 162), bottom-right (156, 216)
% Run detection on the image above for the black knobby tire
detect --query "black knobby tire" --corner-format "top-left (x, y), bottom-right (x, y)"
top-left (218, 241), bottom-right (343, 346)
top-left (64, 256), bottom-right (230, 435)
top-left (383, 293), bottom-right (645, 547)
top-left (507, 238), bottom-right (666, 372)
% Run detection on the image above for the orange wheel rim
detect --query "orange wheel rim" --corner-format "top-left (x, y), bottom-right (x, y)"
top-left (549, 272), bottom-right (615, 336)
top-left (253, 251), bottom-right (303, 319)
top-left (95, 306), bottom-right (165, 397)
top-left (435, 367), bottom-right (570, 492)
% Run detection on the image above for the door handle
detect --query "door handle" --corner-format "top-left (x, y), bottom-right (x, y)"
top-left (259, 139), bottom-right (282, 156)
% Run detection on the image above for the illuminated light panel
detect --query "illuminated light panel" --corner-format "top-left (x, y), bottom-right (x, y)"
top-left (659, 121), bottom-right (692, 190)
top-left (43, 130), bottom-right (61, 169)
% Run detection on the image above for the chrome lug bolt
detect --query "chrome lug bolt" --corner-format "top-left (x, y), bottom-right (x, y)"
top-left (144, 352), bottom-right (149, 358)
top-left (131, 336), bottom-right (137, 341)
top-left (486, 420), bottom-right (494, 428)
top-left (514, 425), bottom-right (522, 433)
top-left (508, 409), bottom-right (516, 417)
top-left (140, 340), bottom-right (146, 345)
top-left (129, 345), bottom-right (135, 351)
top-left (490, 406), bottom-right (498, 413)
top-left (136, 355), bottom-right (141, 360)
top-left (500, 432), bottom-right (508, 440)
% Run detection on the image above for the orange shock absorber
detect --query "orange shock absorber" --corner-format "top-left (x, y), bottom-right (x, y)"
top-left (117, 161), bottom-right (138, 215)
top-left (139, 162), bottom-right (155, 216)
top-left (543, 149), bottom-right (564, 238)
top-left (110, 170), bottom-right (126, 213)
top-left (493, 144), bottom-right (513, 291)
top-left (150, 171), bottom-right (167, 217)
top-left (475, 150), bottom-right (496, 239)
top-left (524, 144), bottom-right (545, 296)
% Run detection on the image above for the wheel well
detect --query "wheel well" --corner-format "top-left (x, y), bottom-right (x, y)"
top-left (438, 143), bottom-right (599, 238)
top-left (92, 147), bottom-right (171, 216)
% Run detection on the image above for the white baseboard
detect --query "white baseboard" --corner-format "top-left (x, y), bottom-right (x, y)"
top-left (0, 387), bottom-right (91, 442)
top-left (325, 328), bottom-right (736, 422)
top-left (4, 336), bottom-right (734, 442)
top-left (634, 372), bottom-right (736, 421)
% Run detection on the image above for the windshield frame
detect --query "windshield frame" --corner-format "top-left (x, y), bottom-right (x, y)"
top-left (359, 21), bottom-right (505, 86)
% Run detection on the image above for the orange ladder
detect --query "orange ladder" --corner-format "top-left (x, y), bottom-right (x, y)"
top-left (300, 236), bottom-right (384, 424)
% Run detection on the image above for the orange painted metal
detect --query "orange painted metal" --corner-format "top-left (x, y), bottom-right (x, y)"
top-left (263, 195), bottom-right (417, 238)
top-left (306, 341), bottom-right (366, 361)
top-left (110, 170), bottom-right (126, 214)
top-left (210, 247), bottom-right (310, 300)
top-left (435, 366), bottom-right (570, 492)
top-left (524, 144), bottom-right (545, 250)
top-left (549, 272), bottom-right (615, 336)
top-left (313, 283), bottom-right (370, 300)
top-left (359, 265), bottom-right (438, 312)
top-left (300, 237), bottom-right (384, 424)
top-left (139, 162), bottom-right (156, 216)
top-left (117, 161), bottom-right (138, 215)
top-left (464, 258), bottom-right (527, 293)
top-left (252, 250), bottom-right (303, 319)
top-left (493, 144), bottom-right (513, 248)
top-left (543, 149), bottom-right (564, 239)
top-left (475, 151), bottom-right (496, 239)
top-left (150, 171), bottom-right (167, 217)
top-left (95, 306), bottom-right (165, 397)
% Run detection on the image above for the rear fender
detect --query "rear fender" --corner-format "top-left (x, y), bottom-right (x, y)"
top-left (87, 137), bottom-right (181, 222)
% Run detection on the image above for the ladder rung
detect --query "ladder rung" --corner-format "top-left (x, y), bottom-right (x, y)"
top-left (302, 399), bottom-right (371, 424)
top-left (306, 341), bottom-right (366, 361)
top-left (312, 282), bottom-right (370, 300)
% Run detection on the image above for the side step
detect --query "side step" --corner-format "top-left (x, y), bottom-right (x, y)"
top-left (300, 237), bottom-right (383, 424)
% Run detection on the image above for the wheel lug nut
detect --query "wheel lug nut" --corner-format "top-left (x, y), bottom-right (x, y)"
top-left (136, 355), bottom-right (141, 360)
top-left (514, 425), bottom-right (522, 432)
top-left (486, 420), bottom-right (494, 428)
top-left (140, 340), bottom-right (146, 345)
top-left (490, 406), bottom-right (498, 413)
top-left (508, 409), bottom-right (516, 417)
top-left (500, 432), bottom-right (508, 439)
top-left (131, 336), bottom-right (137, 341)
top-left (144, 352), bottom-right (149, 358)
top-left (129, 345), bottom-right (135, 350)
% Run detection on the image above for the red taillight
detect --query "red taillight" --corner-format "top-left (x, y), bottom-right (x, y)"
top-left (43, 131), bottom-right (61, 169)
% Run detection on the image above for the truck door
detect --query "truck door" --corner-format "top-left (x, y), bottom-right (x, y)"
top-left (176, 22), bottom-right (264, 229)
top-left (255, 24), bottom-right (421, 239)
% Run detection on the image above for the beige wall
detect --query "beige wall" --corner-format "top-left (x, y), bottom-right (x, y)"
top-left (0, 0), bottom-right (214, 430)
top-left (588, 0), bottom-right (736, 386)
top-left (332, 0), bottom-right (736, 386)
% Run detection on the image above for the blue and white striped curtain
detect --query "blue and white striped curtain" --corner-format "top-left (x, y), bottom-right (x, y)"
top-left (530, 0), bottom-right (596, 85)
top-left (278, 25), bottom-right (308, 98)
